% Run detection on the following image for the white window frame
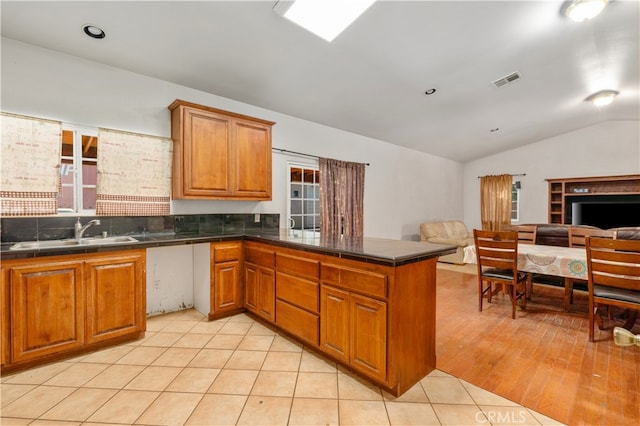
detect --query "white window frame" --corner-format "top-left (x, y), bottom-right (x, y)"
top-left (511, 182), bottom-right (521, 223)
top-left (59, 123), bottom-right (98, 215)
top-left (286, 161), bottom-right (320, 232)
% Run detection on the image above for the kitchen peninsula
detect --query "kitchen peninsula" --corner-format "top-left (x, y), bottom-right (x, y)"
top-left (1, 218), bottom-right (455, 396)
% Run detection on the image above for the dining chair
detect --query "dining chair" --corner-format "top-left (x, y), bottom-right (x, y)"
top-left (566, 227), bottom-right (616, 310)
top-left (585, 237), bottom-right (640, 342)
top-left (473, 229), bottom-right (527, 319)
top-left (505, 225), bottom-right (536, 297)
top-left (507, 224), bottom-right (537, 244)
top-left (570, 227), bottom-right (615, 248)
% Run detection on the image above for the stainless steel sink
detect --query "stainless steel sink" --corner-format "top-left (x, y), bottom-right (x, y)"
top-left (9, 236), bottom-right (138, 250)
top-left (82, 236), bottom-right (139, 245)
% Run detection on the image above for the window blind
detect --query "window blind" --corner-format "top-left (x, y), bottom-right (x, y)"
top-left (96, 128), bottom-right (172, 216)
top-left (0, 112), bottom-right (61, 216)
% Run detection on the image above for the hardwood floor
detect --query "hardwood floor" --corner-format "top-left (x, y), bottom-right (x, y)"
top-left (435, 267), bottom-right (640, 425)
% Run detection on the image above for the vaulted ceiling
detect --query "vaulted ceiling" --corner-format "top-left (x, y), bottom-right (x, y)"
top-left (1, 1), bottom-right (638, 162)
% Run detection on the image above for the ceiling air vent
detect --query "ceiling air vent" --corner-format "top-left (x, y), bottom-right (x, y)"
top-left (492, 72), bottom-right (522, 88)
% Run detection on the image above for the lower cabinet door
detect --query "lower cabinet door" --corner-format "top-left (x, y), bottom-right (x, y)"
top-left (213, 260), bottom-right (242, 313)
top-left (10, 260), bottom-right (85, 362)
top-left (257, 267), bottom-right (275, 322)
top-left (350, 293), bottom-right (387, 382)
top-left (245, 263), bottom-right (259, 312)
top-left (85, 252), bottom-right (145, 344)
top-left (319, 285), bottom-right (350, 363)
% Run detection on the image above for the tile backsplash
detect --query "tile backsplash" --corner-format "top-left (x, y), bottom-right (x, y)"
top-left (0, 213), bottom-right (279, 243)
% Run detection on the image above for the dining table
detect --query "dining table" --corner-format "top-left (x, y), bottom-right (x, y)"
top-left (463, 243), bottom-right (588, 311)
top-left (463, 243), bottom-right (587, 280)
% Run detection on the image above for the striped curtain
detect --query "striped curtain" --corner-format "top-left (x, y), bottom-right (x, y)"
top-left (96, 128), bottom-right (172, 216)
top-left (480, 174), bottom-right (513, 231)
top-left (319, 158), bottom-right (365, 238)
top-left (0, 113), bottom-right (61, 216)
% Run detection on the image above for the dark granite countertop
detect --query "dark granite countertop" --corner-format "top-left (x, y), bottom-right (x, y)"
top-left (0, 229), bottom-right (456, 266)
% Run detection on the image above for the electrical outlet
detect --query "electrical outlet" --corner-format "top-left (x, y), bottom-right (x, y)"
top-left (254, 213), bottom-right (260, 223)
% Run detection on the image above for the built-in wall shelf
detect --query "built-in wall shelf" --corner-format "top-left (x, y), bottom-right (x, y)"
top-left (546, 175), bottom-right (640, 225)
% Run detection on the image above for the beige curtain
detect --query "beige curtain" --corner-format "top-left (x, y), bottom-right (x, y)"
top-left (319, 158), bottom-right (365, 237)
top-left (480, 174), bottom-right (512, 231)
top-left (0, 113), bottom-right (61, 216)
top-left (96, 128), bottom-right (172, 216)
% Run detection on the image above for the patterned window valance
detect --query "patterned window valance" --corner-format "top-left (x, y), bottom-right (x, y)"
top-left (96, 128), bottom-right (172, 216)
top-left (0, 113), bottom-right (61, 216)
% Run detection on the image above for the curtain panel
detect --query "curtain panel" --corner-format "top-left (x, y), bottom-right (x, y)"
top-left (319, 158), bottom-right (365, 238)
top-left (480, 174), bottom-right (513, 231)
top-left (96, 128), bottom-right (172, 216)
top-left (0, 113), bottom-right (61, 216)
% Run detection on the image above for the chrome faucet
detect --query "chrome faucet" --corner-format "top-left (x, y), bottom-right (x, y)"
top-left (75, 218), bottom-right (101, 239)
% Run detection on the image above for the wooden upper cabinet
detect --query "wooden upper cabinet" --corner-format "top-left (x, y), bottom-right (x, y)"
top-left (169, 99), bottom-right (274, 200)
top-left (184, 109), bottom-right (231, 196)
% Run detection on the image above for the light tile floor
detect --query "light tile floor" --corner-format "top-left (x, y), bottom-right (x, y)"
top-left (1, 309), bottom-right (564, 425)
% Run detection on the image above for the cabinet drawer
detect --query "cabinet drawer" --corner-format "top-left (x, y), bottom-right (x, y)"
top-left (245, 246), bottom-right (275, 268)
top-left (276, 300), bottom-right (318, 346)
top-left (214, 243), bottom-right (241, 262)
top-left (321, 264), bottom-right (387, 299)
top-left (276, 253), bottom-right (319, 280)
top-left (276, 272), bottom-right (319, 313)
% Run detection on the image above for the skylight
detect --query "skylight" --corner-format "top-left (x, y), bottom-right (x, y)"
top-left (274, 0), bottom-right (375, 42)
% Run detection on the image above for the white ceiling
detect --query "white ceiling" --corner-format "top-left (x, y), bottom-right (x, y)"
top-left (1, 1), bottom-right (638, 162)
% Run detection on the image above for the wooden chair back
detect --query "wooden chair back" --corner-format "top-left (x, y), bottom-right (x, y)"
top-left (569, 227), bottom-right (614, 248)
top-left (585, 237), bottom-right (640, 341)
top-left (473, 229), bottom-right (520, 272)
top-left (473, 229), bottom-right (526, 319)
top-left (506, 225), bottom-right (537, 244)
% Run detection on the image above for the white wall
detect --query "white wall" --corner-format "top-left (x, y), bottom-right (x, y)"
top-left (146, 245), bottom-right (194, 316)
top-left (1, 38), bottom-right (463, 240)
top-left (463, 121), bottom-right (640, 230)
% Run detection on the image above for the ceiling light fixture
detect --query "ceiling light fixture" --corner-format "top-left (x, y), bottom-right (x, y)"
top-left (424, 88), bottom-right (436, 95)
top-left (565, 0), bottom-right (609, 22)
top-left (585, 89), bottom-right (619, 107)
top-left (83, 24), bottom-right (105, 39)
top-left (274, 0), bottom-right (375, 42)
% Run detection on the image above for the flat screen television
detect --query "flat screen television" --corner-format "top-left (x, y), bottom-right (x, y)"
top-left (572, 202), bottom-right (640, 229)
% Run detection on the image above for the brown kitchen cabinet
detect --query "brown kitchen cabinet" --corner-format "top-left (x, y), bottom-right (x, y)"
top-left (169, 99), bottom-right (275, 200)
top-left (320, 263), bottom-right (388, 382)
top-left (0, 266), bottom-right (7, 367)
top-left (9, 259), bottom-right (85, 363)
top-left (244, 242), bottom-right (275, 322)
top-left (236, 240), bottom-right (438, 396)
top-left (210, 242), bottom-right (244, 319)
top-left (1, 249), bottom-right (146, 374)
top-left (320, 286), bottom-right (387, 382)
top-left (85, 251), bottom-right (146, 345)
top-left (274, 249), bottom-right (321, 346)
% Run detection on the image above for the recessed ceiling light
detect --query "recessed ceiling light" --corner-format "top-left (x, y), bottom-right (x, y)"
top-left (424, 88), bottom-right (436, 95)
top-left (585, 89), bottom-right (619, 107)
top-left (565, 0), bottom-right (608, 22)
top-left (83, 25), bottom-right (105, 39)
top-left (274, 0), bottom-right (375, 42)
